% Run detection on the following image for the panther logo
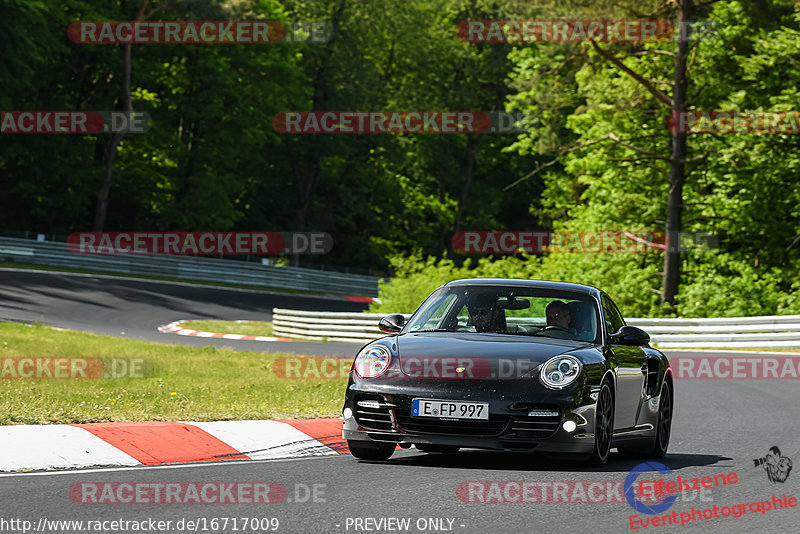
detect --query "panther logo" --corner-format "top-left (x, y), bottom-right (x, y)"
top-left (753, 446), bottom-right (793, 483)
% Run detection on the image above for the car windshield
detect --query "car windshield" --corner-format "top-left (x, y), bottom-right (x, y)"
top-left (404, 285), bottom-right (600, 343)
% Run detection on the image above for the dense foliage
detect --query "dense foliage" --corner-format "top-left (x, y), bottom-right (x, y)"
top-left (2, 0), bottom-right (799, 316)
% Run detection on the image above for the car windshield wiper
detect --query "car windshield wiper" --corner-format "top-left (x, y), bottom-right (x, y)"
top-left (413, 328), bottom-right (454, 332)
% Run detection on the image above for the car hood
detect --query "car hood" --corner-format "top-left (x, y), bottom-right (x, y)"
top-left (350, 332), bottom-right (602, 394)
top-left (398, 331), bottom-right (591, 356)
top-left (394, 332), bottom-right (596, 373)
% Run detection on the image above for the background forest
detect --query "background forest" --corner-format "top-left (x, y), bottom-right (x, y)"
top-left (2, 0), bottom-right (800, 317)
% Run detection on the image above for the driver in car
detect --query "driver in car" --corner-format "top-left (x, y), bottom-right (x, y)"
top-left (545, 301), bottom-right (577, 337)
top-left (468, 294), bottom-right (505, 333)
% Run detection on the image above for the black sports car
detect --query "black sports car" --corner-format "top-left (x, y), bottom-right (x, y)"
top-left (341, 279), bottom-right (673, 465)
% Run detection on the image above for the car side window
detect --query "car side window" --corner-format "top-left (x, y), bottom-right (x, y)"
top-left (602, 295), bottom-right (625, 335)
top-left (419, 293), bottom-right (458, 329)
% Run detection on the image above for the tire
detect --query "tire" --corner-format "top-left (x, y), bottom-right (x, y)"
top-left (416, 444), bottom-right (460, 453)
top-left (618, 381), bottom-right (672, 458)
top-left (347, 440), bottom-right (396, 461)
top-left (588, 380), bottom-right (614, 466)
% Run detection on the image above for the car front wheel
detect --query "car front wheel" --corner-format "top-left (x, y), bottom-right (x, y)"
top-left (347, 440), bottom-right (395, 461)
top-left (588, 380), bottom-right (614, 466)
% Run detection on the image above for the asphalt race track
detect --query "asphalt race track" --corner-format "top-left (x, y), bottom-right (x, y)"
top-left (2, 378), bottom-right (798, 533)
top-left (1, 269), bottom-right (798, 532)
top-left (0, 268), bottom-right (366, 356)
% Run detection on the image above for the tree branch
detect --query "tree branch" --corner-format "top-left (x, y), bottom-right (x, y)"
top-left (589, 39), bottom-right (674, 107)
top-left (607, 133), bottom-right (671, 160)
top-left (630, 50), bottom-right (676, 58)
top-left (503, 134), bottom-right (619, 190)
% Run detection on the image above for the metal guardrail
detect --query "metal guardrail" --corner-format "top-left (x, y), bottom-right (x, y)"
top-left (271, 309), bottom-right (800, 348)
top-left (0, 236), bottom-right (381, 296)
top-left (272, 309), bottom-right (412, 343)
top-left (629, 316), bottom-right (800, 348)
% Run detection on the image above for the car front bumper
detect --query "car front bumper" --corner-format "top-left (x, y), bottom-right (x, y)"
top-left (342, 385), bottom-right (601, 454)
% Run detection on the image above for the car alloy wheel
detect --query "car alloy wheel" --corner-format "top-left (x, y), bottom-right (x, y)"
top-left (588, 381), bottom-right (614, 466)
top-left (653, 382), bottom-right (672, 457)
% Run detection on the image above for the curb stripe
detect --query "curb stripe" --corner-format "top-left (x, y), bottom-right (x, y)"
top-left (73, 422), bottom-right (250, 465)
top-left (156, 320), bottom-right (293, 342)
top-left (184, 420), bottom-right (338, 459)
top-left (0, 425), bottom-right (141, 471)
top-left (278, 418), bottom-right (349, 454)
top-left (345, 295), bottom-right (375, 303)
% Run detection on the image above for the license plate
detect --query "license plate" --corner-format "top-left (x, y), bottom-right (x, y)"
top-left (411, 399), bottom-right (489, 420)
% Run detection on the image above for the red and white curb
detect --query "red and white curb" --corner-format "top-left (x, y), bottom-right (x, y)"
top-left (157, 320), bottom-right (293, 342)
top-left (0, 418), bottom-right (347, 472)
top-left (345, 295), bottom-right (378, 303)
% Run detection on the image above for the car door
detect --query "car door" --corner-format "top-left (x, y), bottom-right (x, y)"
top-left (602, 295), bottom-right (647, 430)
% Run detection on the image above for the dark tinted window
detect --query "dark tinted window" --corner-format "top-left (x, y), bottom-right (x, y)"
top-left (602, 295), bottom-right (625, 334)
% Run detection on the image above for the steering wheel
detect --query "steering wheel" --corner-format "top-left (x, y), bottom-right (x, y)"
top-left (541, 325), bottom-right (570, 332)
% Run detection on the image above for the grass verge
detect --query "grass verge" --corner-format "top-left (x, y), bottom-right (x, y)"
top-left (0, 322), bottom-right (347, 424)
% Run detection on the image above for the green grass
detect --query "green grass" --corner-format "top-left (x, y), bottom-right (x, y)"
top-left (0, 322), bottom-right (347, 424)
top-left (181, 320), bottom-right (275, 337)
top-left (0, 259), bottom-right (328, 296)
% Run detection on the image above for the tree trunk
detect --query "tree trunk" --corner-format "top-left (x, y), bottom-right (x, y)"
top-left (92, 41), bottom-right (132, 231)
top-left (661, 0), bottom-right (691, 307)
top-left (453, 134), bottom-right (481, 235)
top-left (92, 0), bottom-right (149, 231)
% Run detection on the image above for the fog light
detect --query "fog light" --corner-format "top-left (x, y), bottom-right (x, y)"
top-left (563, 420), bottom-right (577, 433)
top-left (343, 407), bottom-right (353, 420)
top-left (357, 400), bottom-right (381, 409)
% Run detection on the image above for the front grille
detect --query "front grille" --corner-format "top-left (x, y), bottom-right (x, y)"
top-left (395, 412), bottom-right (510, 436)
top-left (509, 406), bottom-right (561, 439)
top-left (353, 393), bottom-right (394, 431)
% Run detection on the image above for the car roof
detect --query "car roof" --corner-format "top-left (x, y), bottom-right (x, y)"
top-left (442, 278), bottom-right (603, 298)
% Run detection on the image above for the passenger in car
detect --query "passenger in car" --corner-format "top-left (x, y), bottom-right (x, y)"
top-left (567, 300), bottom-right (594, 341)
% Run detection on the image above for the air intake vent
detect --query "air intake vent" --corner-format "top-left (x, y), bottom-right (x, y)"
top-left (510, 405), bottom-right (561, 438)
top-left (353, 393), bottom-right (394, 431)
top-left (395, 412), bottom-right (510, 436)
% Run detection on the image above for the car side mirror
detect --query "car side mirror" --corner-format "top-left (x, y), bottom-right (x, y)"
top-left (610, 325), bottom-right (650, 346)
top-left (378, 314), bottom-right (405, 333)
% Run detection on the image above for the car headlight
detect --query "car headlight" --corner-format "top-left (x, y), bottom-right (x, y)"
top-left (353, 345), bottom-right (392, 378)
top-left (540, 355), bottom-right (582, 389)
